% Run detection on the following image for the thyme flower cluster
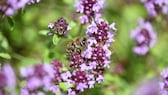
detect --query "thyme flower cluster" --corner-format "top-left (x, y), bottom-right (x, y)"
top-left (0, 0), bottom-right (41, 16)
top-left (141, 0), bottom-right (168, 17)
top-left (48, 17), bottom-right (71, 36)
top-left (160, 68), bottom-right (168, 95)
top-left (131, 19), bottom-right (157, 55)
top-left (0, 64), bottom-right (16, 95)
top-left (75, 0), bottom-right (104, 24)
top-left (20, 64), bottom-right (54, 95)
top-left (45, 0), bottom-right (116, 95)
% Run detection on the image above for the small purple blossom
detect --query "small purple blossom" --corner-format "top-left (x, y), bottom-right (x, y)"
top-left (76, 83), bottom-right (88, 92)
top-left (88, 80), bottom-right (95, 88)
top-left (131, 19), bottom-right (157, 55)
top-left (49, 85), bottom-right (60, 93)
top-left (96, 75), bottom-right (104, 83)
top-left (79, 15), bottom-right (89, 24)
top-left (61, 71), bottom-right (72, 81)
top-left (68, 88), bottom-right (77, 95)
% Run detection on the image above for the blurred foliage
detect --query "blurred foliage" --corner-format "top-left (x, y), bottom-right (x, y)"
top-left (0, 0), bottom-right (168, 95)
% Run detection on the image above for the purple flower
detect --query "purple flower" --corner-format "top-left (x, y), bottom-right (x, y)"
top-left (80, 64), bottom-right (89, 71)
top-left (92, 0), bottom-right (104, 12)
top-left (20, 63), bottom-right (55, 94)
top-left (133, 45), bottom-right (149, 55)
top-left (155, 0), bottom-right (168, 14)
top-left (20, 66), bottom-right (34, 78)
top-left (28, 0), bottom-right (41, 4)
top-left (0, 0), bottom-right (30, 16)
top-left (88, 80), bottom-right (95, 88)
top-left (61, 71), bottom-right (72, 81)
top-left (3, 64), bottom-right (16, 89)
top-left (75, 0), bottom-right (104, 24)
top-left (48, 23), bottom-right (54, 29)
top-left (82, 46), bottom-right (93, 58)
top-left (133, 78), bottom-right (159, 95)
top-left (48, 17), bottom-right (71, 36)
top-left (131, 19), bottom-right (157, 55)
top-left (79, 15), bottom-right (89, 24)
top-left (83, 45), bottom-right (110, 74)
top-left (76, 83), bottom-right (88, 92)
top-left (160, 68), bottom-right (168, 95)
top-left (78, 18), bottom-right (115, 87)
top-left (68, 88), bottom-right (77, 95)
top-left (37, 91), bottom-right (45, 95)
top-left (21, 88), bottom-right (29, 95)
top-left (70, 54), bottom-right (84, 69)
top-left (21, 88), bottom-right (46, 95)
top-left (88, 61), bottom-right (97, 70)
top-left (49, 85), bottom-right (60, 93)
top-left (0, 72), bottom-right (7, 89)
top-left (96, 75), bottom-right (104, 83)
top-left (26, 76), bottom-right (42, 90)
top-left (141, 0), bottom-right (168, 17)
top-left (86, 19), bottom-right (116, 44)
top-left (0, 64), bottom-right (16, 95)
top-left (45, 1), bottom-right (116, 94)
top-left (51, 60), bottom-right (64, 82)
top-left (67, 70), bottom-right (89, 94)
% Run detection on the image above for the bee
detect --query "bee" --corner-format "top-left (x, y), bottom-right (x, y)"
top-left (66, 42), bottom-right (81, 58)
top-left (73, 37), bottom-right (87, 48)
top-left (66, 37), bottom-right (87, 58)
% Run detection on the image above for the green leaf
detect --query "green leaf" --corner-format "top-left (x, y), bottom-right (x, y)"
top-left (39, 30), bottom-right (49, 35)
top-left (7, 17), bottom-right (14, 27)
top-left (59, 82), bottom-right (73, 91)
top-left (53, 35), bottom-right (60, 45)
top-left (0, 53), bottom-right (11, 59)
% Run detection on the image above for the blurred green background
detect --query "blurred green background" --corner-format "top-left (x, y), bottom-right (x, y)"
top-left (0, 0), bottom-right (168, 95)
